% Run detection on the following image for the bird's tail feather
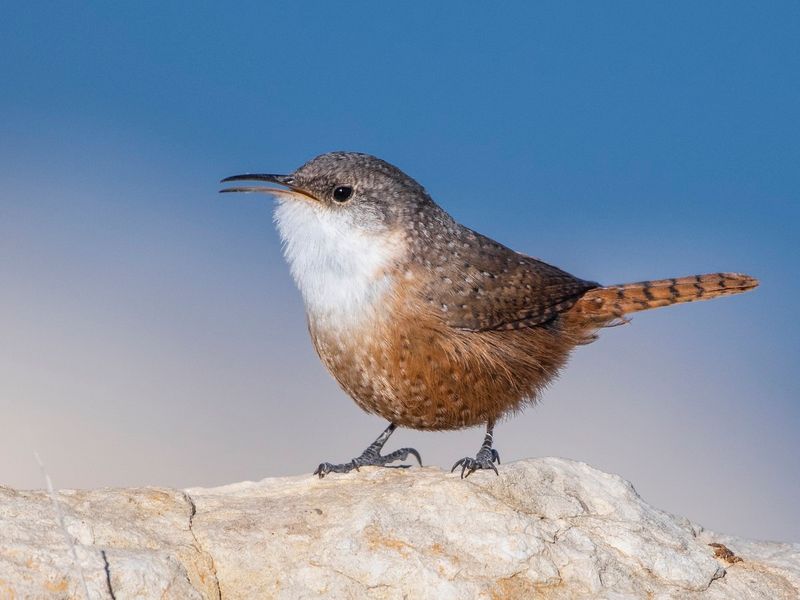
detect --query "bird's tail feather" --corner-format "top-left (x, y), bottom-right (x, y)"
top-left (567, 272), bottom-right (758, 327)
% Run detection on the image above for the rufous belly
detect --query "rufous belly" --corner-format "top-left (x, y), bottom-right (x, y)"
top-left (308, 303), bottom-right (578, 430)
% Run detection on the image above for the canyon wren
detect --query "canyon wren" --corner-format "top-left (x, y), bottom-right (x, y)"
top-left (221, 152), bottom-right (758, 478)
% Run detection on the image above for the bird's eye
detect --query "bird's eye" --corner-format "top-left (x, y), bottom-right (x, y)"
top-left (332, 185), bottom-right (353, 202)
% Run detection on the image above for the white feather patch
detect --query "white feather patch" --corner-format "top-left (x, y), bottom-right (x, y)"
top-left (274, 199), bottom-right (403, 329)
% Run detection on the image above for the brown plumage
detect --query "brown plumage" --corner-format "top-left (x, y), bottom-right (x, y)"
top-left (311, 267), bottom-right (758, 431)
top-left (221, 152), bottom-right (759, 477)
top-left (566, 272), bottom-right (760, 332)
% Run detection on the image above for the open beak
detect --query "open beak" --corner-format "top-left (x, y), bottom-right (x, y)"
top-left (219, 173), bottom-right (315, 200)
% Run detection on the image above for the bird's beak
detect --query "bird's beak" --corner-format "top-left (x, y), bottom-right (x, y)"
top-left (219, 173), bottom-right (316, 200)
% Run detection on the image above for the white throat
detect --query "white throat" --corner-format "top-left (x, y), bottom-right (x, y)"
top-left (274, 199), bottom-right (403, 328)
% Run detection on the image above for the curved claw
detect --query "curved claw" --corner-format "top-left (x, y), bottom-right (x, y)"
top-left (450, 456), bottom-right (499, 479)
top-left (405, 447), bottom-right (423, 467)
top-left (450, 457), bottom-right (473, 479)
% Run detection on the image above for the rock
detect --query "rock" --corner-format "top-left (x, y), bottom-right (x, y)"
top-left (1, 458), bottom-right (798, 599)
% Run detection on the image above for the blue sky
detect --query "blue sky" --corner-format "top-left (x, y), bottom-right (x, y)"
top-left (1, 2), bottom-right (798, 541)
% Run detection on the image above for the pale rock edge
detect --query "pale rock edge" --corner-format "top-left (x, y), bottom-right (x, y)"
top-left (1, 458), bottom-right (798, 599)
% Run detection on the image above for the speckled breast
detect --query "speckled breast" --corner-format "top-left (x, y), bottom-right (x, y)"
top-left (307, 296), bottom-right (575, 431)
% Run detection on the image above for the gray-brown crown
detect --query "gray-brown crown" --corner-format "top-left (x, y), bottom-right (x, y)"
top-left (287, 152), bottom-right (443, 230)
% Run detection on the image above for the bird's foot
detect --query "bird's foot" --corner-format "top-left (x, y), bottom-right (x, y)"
top-left (451, 447), bottom-right (501, 478)
top-left (313, 446), bottom-right (422, 479)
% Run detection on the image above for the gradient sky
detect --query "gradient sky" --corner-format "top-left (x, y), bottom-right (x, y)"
top-left (1, 2), bottom-right (798, 542)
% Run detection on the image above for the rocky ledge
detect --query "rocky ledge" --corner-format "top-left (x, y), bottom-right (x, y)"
top-left (1, 458), bottom-right (798, 599)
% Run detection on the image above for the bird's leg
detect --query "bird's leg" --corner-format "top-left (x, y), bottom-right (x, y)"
top-left (313, 423), bottom-right (422, 478)
top-left (451, 420), bottom-right (501, 478)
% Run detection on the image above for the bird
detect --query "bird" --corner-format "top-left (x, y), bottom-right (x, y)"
top-left (220, 152), bottom-right (758, 478)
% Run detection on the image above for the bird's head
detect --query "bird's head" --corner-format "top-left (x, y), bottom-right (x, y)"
top-left (221, 151), bottom-right (433, 234)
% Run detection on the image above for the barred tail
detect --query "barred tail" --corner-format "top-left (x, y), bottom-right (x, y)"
top-left (567, 272), bottom-right (758, 326)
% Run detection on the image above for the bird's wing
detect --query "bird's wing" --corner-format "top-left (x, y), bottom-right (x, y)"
top-left (421, 230), bottom-right (598, 332)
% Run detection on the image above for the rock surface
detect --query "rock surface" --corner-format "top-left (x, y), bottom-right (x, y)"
top-left (1, 458), bottom-right (798, 599)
